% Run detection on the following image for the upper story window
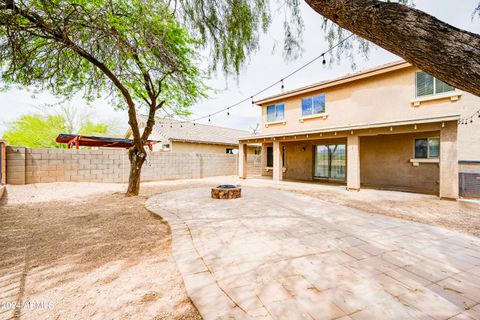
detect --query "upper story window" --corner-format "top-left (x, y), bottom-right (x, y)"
top-left (302, 94), bottom-right (326, 116)
top-left (266, 103), bottom-right (285, 122)
top-left (415, 71), bottom-right (454, 97)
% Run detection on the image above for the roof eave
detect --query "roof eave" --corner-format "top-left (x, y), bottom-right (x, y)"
top-left (238, 114), bottom-right (460, 141)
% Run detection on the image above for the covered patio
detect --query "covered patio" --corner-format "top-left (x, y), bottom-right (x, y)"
top-left (239, 115), bottom-right (460, 199)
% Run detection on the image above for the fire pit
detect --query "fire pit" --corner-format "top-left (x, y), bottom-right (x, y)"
top-left (211, 185), bottom-right (242, 199)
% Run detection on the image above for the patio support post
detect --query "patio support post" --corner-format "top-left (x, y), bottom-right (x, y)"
top-left (239, 143), bottom-right (248, 179)
top-left (439, 122), bottom-right (459, 199)
top-left (273, 141), bottom-right (283, 181)
top-left (261, 143), bottom-right (268, 175)
top-left (347, 135), bottom-right (361, 191)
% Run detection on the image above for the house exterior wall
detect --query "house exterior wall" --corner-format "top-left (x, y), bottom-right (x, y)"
top-left (258, 64), bottom-right (480, 163)
top-left (171, 141), bottom-right (236, 153)
top-left (360, 132), bottom-right (440, 195)
top-left (282, 138), bottom-right (346, 181)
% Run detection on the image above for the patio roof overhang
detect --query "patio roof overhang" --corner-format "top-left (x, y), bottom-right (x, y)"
top-left (55, 134), bottom-right (161, 150)
top-left (239, 114), bottom-right (460, 143)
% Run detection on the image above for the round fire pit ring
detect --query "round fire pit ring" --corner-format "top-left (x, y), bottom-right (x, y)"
top-left (211, 184), bottom-right (242, 199)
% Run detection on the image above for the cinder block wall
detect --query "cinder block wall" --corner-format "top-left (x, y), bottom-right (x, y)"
top-left (247, 154), bottom-right (261, 176)
top-left (6, 147), bottom-right (240, 185)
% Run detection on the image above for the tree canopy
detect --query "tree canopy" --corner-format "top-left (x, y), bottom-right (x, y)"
top-left (175, 0), bottom-right (479, 95)
top-left (0, 0), bottom-right (208, 194)
top-left (3, 112), bottom-right (110, 148)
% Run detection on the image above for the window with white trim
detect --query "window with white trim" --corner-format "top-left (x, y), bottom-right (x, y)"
top-left (266, 104), bottom-right (285, 122)
top-left (414, 138), bottom-right (440, 159)
top-left (302, 94), bottom-right (326, 116)
top-left (415, 71), bottom-right (454, 97)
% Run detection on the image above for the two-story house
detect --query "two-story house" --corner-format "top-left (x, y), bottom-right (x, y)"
top-left (238, 60), bottom-right (480, 199)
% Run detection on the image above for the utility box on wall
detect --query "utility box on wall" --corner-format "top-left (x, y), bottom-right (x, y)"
top-left (459, 172), bottom-right (480, 198)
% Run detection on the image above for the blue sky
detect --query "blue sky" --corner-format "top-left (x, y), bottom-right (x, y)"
top-left (0, 0), bottom-right (478, 136)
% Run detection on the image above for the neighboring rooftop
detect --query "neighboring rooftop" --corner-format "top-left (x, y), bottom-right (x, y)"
top-left (136, 115), bottom-right (250, 146)
top-left (255, 60), bottom-right (411, 105)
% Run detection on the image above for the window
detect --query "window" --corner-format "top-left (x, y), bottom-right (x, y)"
top-left (226, 148), bottom-right (234, 154)
top-left (266, 104), bottom-right (285, 122)
top-left (302, 94), bottom-right (326, 116)
top-left (415, 71), bottom-right (454, 97)
top-left (266, 146), bottom-right (285, 167)
top-left (414, 138), bottom-right (440, 159)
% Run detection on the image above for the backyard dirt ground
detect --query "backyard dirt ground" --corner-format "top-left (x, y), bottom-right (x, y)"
top-left (1, 177), bottom-right (479, 320)
top-left (0, 181), bottom-right (205, 320)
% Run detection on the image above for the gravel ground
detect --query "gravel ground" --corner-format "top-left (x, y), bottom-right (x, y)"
top-left (0, 181), bottom-right (205, 320)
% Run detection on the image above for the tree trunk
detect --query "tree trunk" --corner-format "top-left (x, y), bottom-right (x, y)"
top-left (304, 0), bottom-right (480, 96)
top-left (126, 146), bottom-right (146, 196)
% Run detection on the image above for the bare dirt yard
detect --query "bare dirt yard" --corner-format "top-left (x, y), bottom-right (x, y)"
top-left (0, 181), bottom-right (205, 320)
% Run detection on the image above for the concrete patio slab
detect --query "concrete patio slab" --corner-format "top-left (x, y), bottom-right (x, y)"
top-left (146, 187), bottom-right (480, 320)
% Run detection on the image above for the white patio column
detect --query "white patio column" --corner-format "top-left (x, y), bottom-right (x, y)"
top-left (273, 140), bottom-right (283, 181)
top-left (440, 122), bottom-right (459, 199)
top-left (238, 143), bottom-right (248, 179)
top-left (347, 135), bottom-right (361, 191)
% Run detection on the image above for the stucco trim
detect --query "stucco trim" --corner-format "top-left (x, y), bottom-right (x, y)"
top-left (239, 114), bottom-right (460, 141)
top-left (264, 120), bottom-right (287, 128)
top-left (299, 113), bottom-right (329, 122)
top-left (411, 92), bottom-right (462, 107)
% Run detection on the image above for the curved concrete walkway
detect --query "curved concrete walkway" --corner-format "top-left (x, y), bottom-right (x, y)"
top-left (146, 187), bottom-right (480, 320)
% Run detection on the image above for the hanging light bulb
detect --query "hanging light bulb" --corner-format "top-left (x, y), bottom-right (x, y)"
top-left (193, 121), bottom-right (196, 126)
top-left (251, 96), bottom-right (255, 105)
top-left (208, 115), bottom-right (211, 123)
top-left (322, 54), bottom-right (326, 65)
top-left (281, 79), bottom-right (285, 91)
top-left (470, 119), bottom-right (473, 123)
top-left (180, 123), bottom-right (183, 128)
top-left (227, 108), bottom-right (230, 117)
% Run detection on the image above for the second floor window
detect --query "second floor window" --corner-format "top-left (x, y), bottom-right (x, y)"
top-left (415, 71), bottom-right (454, 97)
top-left (266, 104), bottom-right (285, 122)
top-left (302, 94), bottom-right (326, 116)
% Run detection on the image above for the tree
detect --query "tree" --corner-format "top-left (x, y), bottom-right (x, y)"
top-left (2, 112), bottom-right (109, 148)
top-left (302, 0), bottom-right (480, 96)
top-left (0, 0), bottom-right (206, 195)
top-left (177, 0), bottom-right (480, 96)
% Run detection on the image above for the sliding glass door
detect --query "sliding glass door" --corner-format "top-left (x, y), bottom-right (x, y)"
top-left (314, 144), bottom-right (346, 180)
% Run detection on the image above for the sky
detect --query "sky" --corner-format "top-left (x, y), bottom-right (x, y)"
top-left (0, 0), bottom-right (478, 136)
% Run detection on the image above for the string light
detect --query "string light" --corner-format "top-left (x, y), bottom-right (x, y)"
top-left (169, 34), bottom-right (355, 127)
top-left (227, 108), bottom-right (230, 117)
top-left (458, 108), bottom-right (480, 125)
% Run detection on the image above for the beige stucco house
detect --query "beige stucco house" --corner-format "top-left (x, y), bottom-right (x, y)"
top-left (238, 60), bottom-right (480, 199)
top-left (127, 116), bottom-right (258, 154)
